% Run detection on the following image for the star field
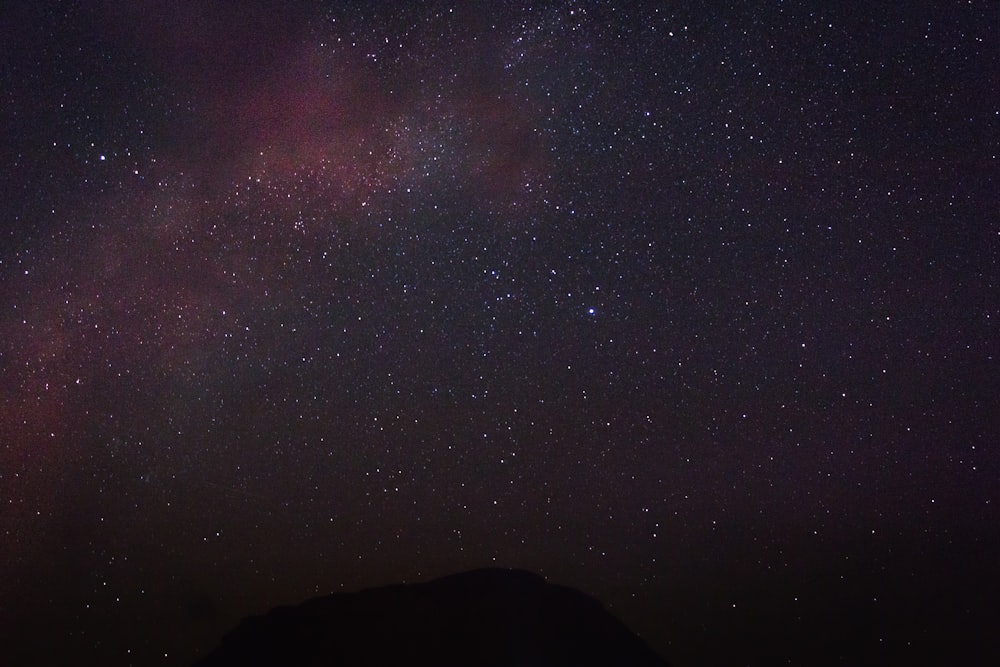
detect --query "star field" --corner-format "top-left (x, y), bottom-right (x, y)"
top-left (2, 2), bottom-right (999, 665)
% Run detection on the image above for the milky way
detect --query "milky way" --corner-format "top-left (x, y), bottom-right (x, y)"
top-left (2, 2), bottom-right (999, 665)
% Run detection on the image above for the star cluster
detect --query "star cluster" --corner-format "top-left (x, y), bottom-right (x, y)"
top-left (2, 2), bottom-right (999, 665)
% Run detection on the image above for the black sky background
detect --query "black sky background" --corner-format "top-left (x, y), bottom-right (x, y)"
top-left (2, 2), bottom-right (999, 665)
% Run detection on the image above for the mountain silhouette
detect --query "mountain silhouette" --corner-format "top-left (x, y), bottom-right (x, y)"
top-left (193, 568), bottom-right (670, 666)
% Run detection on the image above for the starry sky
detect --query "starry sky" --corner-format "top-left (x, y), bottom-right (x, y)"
top-left (2, 2), bottom-right (998, 665)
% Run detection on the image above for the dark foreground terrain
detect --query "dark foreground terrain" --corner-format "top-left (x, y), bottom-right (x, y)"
top-left (193, 568), bottom-right (670, 667)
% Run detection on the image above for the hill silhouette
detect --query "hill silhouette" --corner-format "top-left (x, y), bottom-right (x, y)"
top-left (193, 568), bottom-right (670, 666)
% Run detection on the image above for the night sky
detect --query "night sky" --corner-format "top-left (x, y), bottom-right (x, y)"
top-left (2, 2), bottom-right (999, 665)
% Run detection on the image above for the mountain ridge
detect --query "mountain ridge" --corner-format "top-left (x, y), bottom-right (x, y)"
top-left (193, 567), bottom-right (670, 666)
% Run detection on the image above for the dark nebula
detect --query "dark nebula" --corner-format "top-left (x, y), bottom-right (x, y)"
top-left (1, 2), bottom-right (998, 665)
